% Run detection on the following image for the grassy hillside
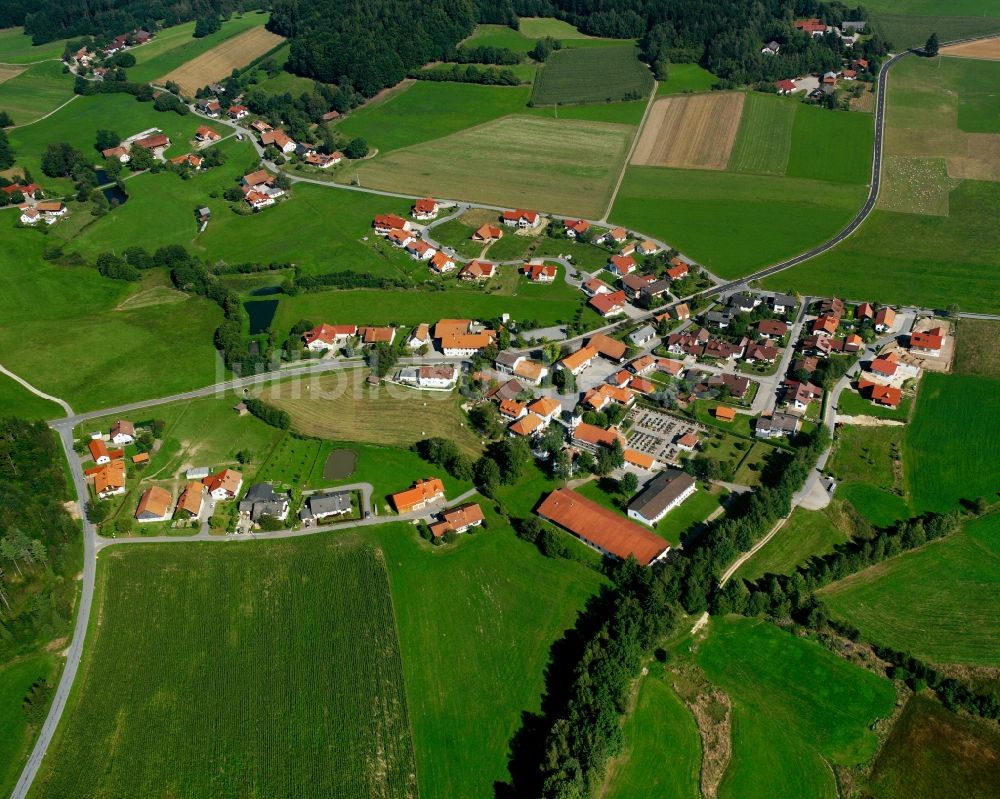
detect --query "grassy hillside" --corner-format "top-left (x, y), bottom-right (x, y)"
top-left (820, 513), bottom-right (1000, 667)
top-left (0, 372), bottom-right (62, 420)
top-left (0, 655), bottom-right (60, 799)
top-left (0, 60), bottom-right (74, 125)
top-left (864, 0), bottom-right (1000, 48)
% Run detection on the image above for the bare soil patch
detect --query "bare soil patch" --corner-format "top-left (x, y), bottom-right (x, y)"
top-left (0, 64), bottom-right (24, 84)
top-left (948, 132), bottom-right (1000, 181)
top-left (631, 92), bottom-right (745, 170)
top-left (159, 28), bottom-right (284, 96)
top-left (941, 37), bottom-right (1000, 61)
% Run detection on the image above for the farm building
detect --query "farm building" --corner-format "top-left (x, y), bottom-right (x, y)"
top-left (627, 469), bottom-right (697, 526)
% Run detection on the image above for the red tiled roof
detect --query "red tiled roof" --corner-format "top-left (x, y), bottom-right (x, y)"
top-left (391, 478), bottom-right (445, 513)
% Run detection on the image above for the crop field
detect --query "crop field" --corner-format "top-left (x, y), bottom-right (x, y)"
top-left (0, 28), bottom-right (71, 64)
top-left (346, 115), bottom-right (633, 219)
top-left (866, 694), bottom-right (1000, 799)
top-left (0, 654), bottom-right (59, 799)
top-left (656, 63), bottom-right (718, 94)
top-left (728, 93), bottom-right (795, 175)
top-left (530, 45), bottom-right (653, 106)
top-left (158, 26), bottom-right (284, 95)
top-left (335, 81), bottom-right (531, 154)
top-left (864, 0), bottom-right (1000, 49)
top-left (127, 13), bottom-right (270, 85)
top-left (0, 60), bottom-right (74, 125)
top-left (463, 19), bottom-right (630, 53)
top-left (735, 503), bottom-right (855, 582)
top-left (698, 617), bottom-right (895, 799)
top-left (605, 672), bottom-right (701, 799)
top-left (954, 319), bottom-right (1000, 378)
top-left (905, 373), bottom-right (1000, 513)
top-left (33, 539), bottom-right (418, 798)
top-left (259, 369), bottom-right (483, 456)
top-left (372, 521), bottom-right (605, 798)
top-left (611, 166), bottom-right (867, 278)
top-left (942, 36), bottom-right (1000, 61)
top-left (632, 93), bottom-right (744, 170)
top-left (820, 513), bottom-right (1000, 667)
top-left (0, 372), bottom-right (62, 420)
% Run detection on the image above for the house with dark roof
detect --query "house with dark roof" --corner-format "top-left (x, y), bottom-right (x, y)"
top-left (300, 491), bottom-right (353, 523)
top-left (239, 484), bottom-right (289, 522)
top-left (627, 469), bottom-right (697, 526)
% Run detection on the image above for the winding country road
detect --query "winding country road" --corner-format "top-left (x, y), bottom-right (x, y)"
top-left (8, 33), bottom-right (1000, 799)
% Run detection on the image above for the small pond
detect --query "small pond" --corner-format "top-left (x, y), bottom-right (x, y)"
top-left (244, 299), bottom-right (278, 335)
top-left (102, 185), bottom-right (128, 206)
top-left (249, 285), bottom-right (282, 297)
top-left (94, 168), bottom-right (110, 184)
top-left (324, 449), bottom-right (358, 480)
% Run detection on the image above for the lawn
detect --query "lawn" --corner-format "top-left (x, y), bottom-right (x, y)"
top-left (954, 319), bottom-right (1000, 379)
top-left (785, 105), bottom-right (874, 185)
top-left (735, 503), bottom-right (854, 582)
top-left (531, 45), bottom-right (654, 106)
top-left (698, 616), bottom-right (895, 799)
top-left (611, 166), bottom-right (867, 278)
top-left (334, 81), bottom-right (531, 154)
top-left (524, 98), bottom-right (648, 125)
top-left (342, 114), bottom-right (635, 219)
top-left (728, 92), bottom-right (796, 176)
top-left (32, 538), bottom-right (418, 798)
top-left (865, 0), bottom-right (1000, 48)
top-left (258, 369), bottom-right (484, 456)
top-left (604, 671), bottom-right (701, 799)
top-left (0, 60), bottom-right (74, 125)
top-left (865, 694), bottom-right (1000, 799)
top-left (0, 27), bottom-right (71, 64)
top-left (0, 372), bottom-right (62, 420)
top-left (461, 24), bottom-right (536, 54)
top-left (126, 12), bottom-right (271, 85)
top-left (656, 63), bottom-right (718, 94)
top-left (827, 424), bottom-right (910, 526)
top-left (0, 654), bottom-right (60, 799)
top-left (820, 513), bottom-right (1000, 667)
top-left (905, 373), bottom-right (1000, 513)
top-left (372, 520), bottom-right (606, 799)
top-left (836, 387), bottom-right (913, 421)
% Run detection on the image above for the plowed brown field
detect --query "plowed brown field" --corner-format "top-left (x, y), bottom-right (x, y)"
top-left (158, 27), bottom-right (284, 95)
top-left (630, 93), bottom-right (745, 170)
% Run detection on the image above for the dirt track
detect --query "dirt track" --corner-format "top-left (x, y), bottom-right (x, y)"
top-left (630, 93), bottom-right (745, 170)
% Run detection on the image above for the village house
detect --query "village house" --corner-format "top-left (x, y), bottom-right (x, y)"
top-left (300, 491), bottom-right (353, 524)
top-left (3, 183), bottom-right (41, 200)
top-left (819, 297), bottom-right (845, 318)
top-left (239, 484), bottom-right (290, 522)
top-left (241, 170), bottom-right (284, 199)
top-left (624, 449), bottom-right (659, 471)
top-left (637, 240), bottom-right (659, 256)
top-left (910, 327), bottom-right (945, 356)
top-left (795, 18), bottom-right (828, 37)
top-left (387, 227), bottom-right (415, 248)
top-left (203, 469), bottom-right (243, 500)
top-left (528, 397), bottom-right (561, 425)
top-left (170, 153), bottom-right (203, 169)
top-left (228, 105), bottom-right (250, 120)
top-left (261, 129), bottom-right (296, 154)
top-left (360, 326), bottom-right (396, 346)
top-left (321, 110), bottom-right (342, 122)
top-left (302, 323), bottom-right (357, 351)
top-left (373, 214), bottom-right (412, 235)
top-left (135, 487), bottom-right (173, 523)
top-left (583, 384), bottom-right (635, 412)
top-left (860, 380), bottom-right (902, 409)
top-left (416, 365), bottom-right (458, 389)
top-left (628, 469), bottom-right (697, 526)
top-left (675, 432), bottom-right (699, 452)
top-left (429, 503), bottom-right (485, 538)
top-left (434, 319), bottom-right (495, 356)
top-left (110, 420), bottom-right (135, 445)
top-left (538, 488), bottom-right (670, 566)
top-left (622, 273), bottom-right (655, 299)
top-left (782, 380), bottom-right (823, 411)
top-left (629, 325), bottom-right (657, 347)
top-left (406, 239), bottom-right (436, 261)
top-left (195, 125), bottom-right (221, 143)
top-left (758, 319), bottom-right (788, 338)
top-left (563, 219), bottom-right (590, 238)
top-left (802, 334), bottom-right (833, 357)
top-left (704, 338), bottom-right (747, 361)
top-left (91, 460), bottom-right (127, 499)
top-left (608, 254), bottom-right (637, 277)
top-left (665, 258), bottom-right (689, 280)
top-left (88, 438), bottom-right (110, 465)
top-left (406, 323), bottom-right (431, 350)
top-left (762, 40), bottom-right (781, 55)
top-left (305, 151), bottom-right (342, 168)
top-left (391, 478), bottom-right (446, 514)
top-left (639, 279), bottom-right (672, 308)
top-left (197, 99), bottom-right (221, 117)
top-left (471, 223), bottom-right (503, 243)
top-left (755, 412), bottom-right (801, 440)
top-left (135, 133), bottom-right (170, 153)
top-left (582, 277), bottom-right (612, 297)
top-left (508, 413), bottom-right (545, 438)
top-left (870, 353), bottom-right (898, 378)
top-left (560, 345), bottom-right (598, 375)
top-left (812, 315), bottom-right (840, 337)
top-left (745, 341), bottom-right (779, 364)
top-left (768, 293), bottom-right (797, 315)
top-left (430, 251), bottom-right (456, 274)
top-left (412, 197), bottom-right (439, 220)
top-left (601, 227), bottom-right (628, 246)
top-left (250, 119), bottom-right (272, 134)
top-left (499, 398), bottom-right (528, 421)
top-left (458, 259), bottom-right (496, 281)
top-left (175, 481), bottom-right (206, 519)
top-left (501, 209), bottom-right (540, 228)
top-left (589, 290), bottom-right (627, 318)
top-left (524, 261), bottom-right (557, 282)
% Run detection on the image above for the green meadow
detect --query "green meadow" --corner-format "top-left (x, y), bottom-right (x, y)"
top-left (0, 372), bottom-right (62, 420)
top-left (828, 424), bottom-right (911, 527)
top-left (786, 106), bottom-right (874, 184)
top-left (820, 513), bottom-right (1000, 667)
top-left (728, 93), bottom-right (796, 175)
top-left (656, 63), bottom-right (718, 94)
top-left (0, 654), bottom-right (60, 799)
top-left (0, 27), bottom-right (71, 64)
top-left (531, 45), bottom-right (654, 106)
top-left (0, 60), bottom-right (75, 125)
top-left (698, 617), bottom-right (895, 799)
top-left (864, 0), bottom-right (1000, 48)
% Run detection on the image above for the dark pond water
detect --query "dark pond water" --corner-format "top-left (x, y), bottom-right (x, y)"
top-left (249, 285), bottom-right (281, 296)
top-left (244, 299), bottom-right (278, 334)
top-left (323, 449), bottom-right (358, 480)
top-left (102, 185), bottom-right (128, 206)
top-left (94, 169), bottom-right (110, 184)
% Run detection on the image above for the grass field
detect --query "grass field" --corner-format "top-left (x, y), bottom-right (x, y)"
top-left (905, 373), bottom-right (1000, 513)
top-left (762, 57), bottom-right (1000, 312)
top-left (375, 521), bottom-right (605, 797)
top-left (531, 45), bottom-right (653, 106)
top-left (611, 166), bottom-right (867, 278)
top-left (0, 372), bottom-right (62, 420)
top-left (820, 513), bottom-right (1000, 667)
top-left (259, 369), bottom-right (483, 456)
top-left (954, 319), bottom-right (1000, 378)
top-left (698, 616), bottom-right (895, 799)
top-left (32, 538), bottom-right (418, 797)
top-left (0, 60), bottom-right (74, 125)
top-left (866, 694), bottom-right (1000, 799)
top-left (786, 106), bottom-right (874, 184)
top-left (604, 671), bottom-right (701, 799)
top-left (728, 93), bottom-right (795, 175)
top-left (0, 654), bottom-right (59, 799)
top-left (463, 19), bottom-right (632, 53)
top-left (632, 92), bottom-right (744, 170)
top-left (0, 28), bottom-right (70, 64)
top-left (864, 0), bottom-right (1000, 49)
top-left (524, 98), bottom-right (647, 125)
top-left (828, 424), bottom-right (910, 526)
top-left (656, 63), bottom-right (718, 94)
top-left (344, 114), bottom-right (634, 219)
top-left (735, 503), bottom-right (855, 582)
top-left (158, 26), bottom-right (284, 96)
top-left (334, 81), bottom-right (531, 154)
top-left (836, 387), bottom-right (913, 421)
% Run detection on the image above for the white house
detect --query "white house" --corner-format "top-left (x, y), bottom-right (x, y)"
top-left (110, 420), bottom-right (135, 445)
top-left (627, 470), bottom-right (697, 526)
top-left (203, 469), bottom-right (243, 501)
top-left (417, 365), bottom-right (458, 389)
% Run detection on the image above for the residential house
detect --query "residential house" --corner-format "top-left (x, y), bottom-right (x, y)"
top-left (228, 105), bottom-right (250, 120)
top-left (203, 468), bottom-right (243, 500)
top-left (89, 438), bottom-right (110, 465)
top-left (802, 334), bottom-right (833, 357)
top-left (507, 413), bottom-right (544, 438)
top-left (769, 293), bottom-right (797, 315)
top-left (639, 279), bottom-right (671, 307)
top-left (387, 227), bottom-right (415, 248)
top-left (589, 290), bottom-right (627, 318)
top-left (819, 297), bottom-right (845, 318)
top-left (175, 482), bottom-right (206, 518)
top-left (250, 119), bottom-right (273, 134)
top-left (524, 261), bottom-right (557, 282)
top-left (538, 488), bottom-right (670, 566)
top-left (588, 335), bottom-right (631, 364)
top-left (261, 129), bottom-right (296, 154)
top-left (704, 338), bottom-right (747, 361)
top-left (406, 323), bottom-right (431, 350)
top-left (608, 254), bottom-right (637, 277)
top-left (584, 384), bottom-right (634, 411)
top-left (405, 239), bottom-right (436, 261)
top-left (241, 170), bottom-right (283, 197)
top-left (812, 314), bottom-right (840, 337)
top-left (195, 125), bottom-right (221, 142)
top-left (629, 325), bottom-right (657, 347)
top-left (842, 333), bottom-right (864, 353)
top-left (239, 483), bottom-right (289, 522)
top-left (135, 132), bottom-right (171, 153)
top-left (755, 412), bottom-right (801, 439)
top-left (782, 380), bottom-right (822, 411)
top-left (870, 353), bottom-right (898, 378)
top-left (791, 356), bottom-right (819, 376)
top-left (775, 79), bottom-right (798, 94)
top-left (391, 478), bottom-right (445, 514)
top-left (135, 487), bottom-right (172, 522)
top-left (499, 399), bottom-right (528, 421)
top-left (302, 323), bottom-right (357, 350)
top-left (300, 491), bottom-right (353, 523)
top-left (745, 341), bottom-right (779, 363)
top-left (360, 326), bottom-right (396, 346)
top-left (528, 397), bottom-right (561, 425)
top-left (513, 359), bottom-right (549, 385)
top-left (197, 99), bottom-right (221, 117)
top-left (795, 18), bottom-right (828, 36)
top-left (658, 357), bottom-right (685, 377)
top-left (714, 406), bottom-right (737, 422)
top-left (862, 380), bottom-right (902, 408)
top-left (622, 273), bottom-right (655, 298)
top-left (758, 319), bottom-right (788, 338)
top-left (430, 251), bottom-right (456, 274)
top-left (628, 469), bottom-right (697, 526)
top-left (101, 144), bottom-right (130, 162)
top-left (2, 183), bottom-right (40, 200)
top-left (305, 151), bottom-right (342, 168)
top-left (637, 240), bottom-right (659, 256)
top-left (412, 197), bottom-right (439, 220)
top-left (429, 503), bottom-right (485, 537)
top-left (560, 345), bottom-right (598, 375)
top-left (244, 190), bottom-right (275, 210)
top-left (418, 365), bottom-right (459, 389)
top-left (601, 227), bottom-right (628, 245)
top-left (762, 40), bottom-right (781, 55)
top-left (458, 260), bottom-right (496, 281)
top-left (92, 460), bottom-right (127, 499)
top-left (472, 223), bottom-right (503, 242)
top-left (582, 277), bottom-right (612, 297)
top-left (486, 379), bottom-right (525, 404)
top-left (563, 219), bottom-right (590, 238)
top-left (856, 302), bottom-right (874, 320)
top-left (910, 327), bottom-right (945, 356)
top-left (170, 153), bottom-right (203, 169)
top-left (373, 214), bottom-right (411, 235)
top-left (501, 209), bottom-right (540, 228)
top-left (110, 420), bottom-right (135, 445)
